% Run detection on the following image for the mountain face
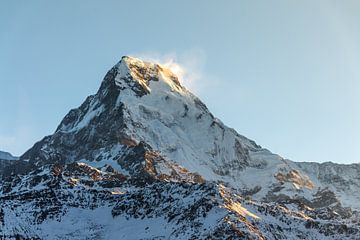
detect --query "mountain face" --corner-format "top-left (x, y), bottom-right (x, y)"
top-left (1, 56), bottom-right (359, 239)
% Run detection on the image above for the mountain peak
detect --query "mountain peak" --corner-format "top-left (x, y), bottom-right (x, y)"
top-left (114, 56), bottom-right (184, 95)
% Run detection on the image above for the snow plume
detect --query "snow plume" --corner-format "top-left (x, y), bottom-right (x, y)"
top-left (130, 49), bottom-right (207, 94)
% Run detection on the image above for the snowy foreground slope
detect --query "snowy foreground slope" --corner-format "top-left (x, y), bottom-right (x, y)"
top-left (1, 56), bottom-right (359, 239)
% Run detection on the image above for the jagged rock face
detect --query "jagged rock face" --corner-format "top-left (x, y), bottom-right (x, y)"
top-left (1, 56), bottom-right (360, 239)
top-left (1, 162), bottom-right (359, 239)
top-left (297, 161), bottom-right (360, 208)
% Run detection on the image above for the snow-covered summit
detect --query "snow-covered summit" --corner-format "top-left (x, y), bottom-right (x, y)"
top-left (115, 56), bottom-right (185, 95)
top-left (48, 55), bottom-right (262, 177)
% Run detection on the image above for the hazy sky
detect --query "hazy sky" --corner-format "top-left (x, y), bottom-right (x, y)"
top-left (1, 1), bottom-right (359, 164)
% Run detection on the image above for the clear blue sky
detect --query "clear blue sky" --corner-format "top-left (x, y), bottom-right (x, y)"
top-left (1, 1), bottom-right (359, 164)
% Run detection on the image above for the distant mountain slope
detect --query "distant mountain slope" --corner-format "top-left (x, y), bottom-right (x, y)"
top-left (0, 151), bottom-right (19, 172)
top-left (0, 150), bottom-right (18, 161)
top-left (1, 56), bottom-right (359, 239)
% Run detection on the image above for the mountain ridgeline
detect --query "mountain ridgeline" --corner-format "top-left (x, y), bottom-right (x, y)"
top-left (0, 56), bottom-right (359, 239)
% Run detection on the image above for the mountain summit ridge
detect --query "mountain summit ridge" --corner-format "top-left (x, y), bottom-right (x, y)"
top-left (1, 56), bottom-right (359, 239)
top-left (116, 56), bottom-right (184, 93)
